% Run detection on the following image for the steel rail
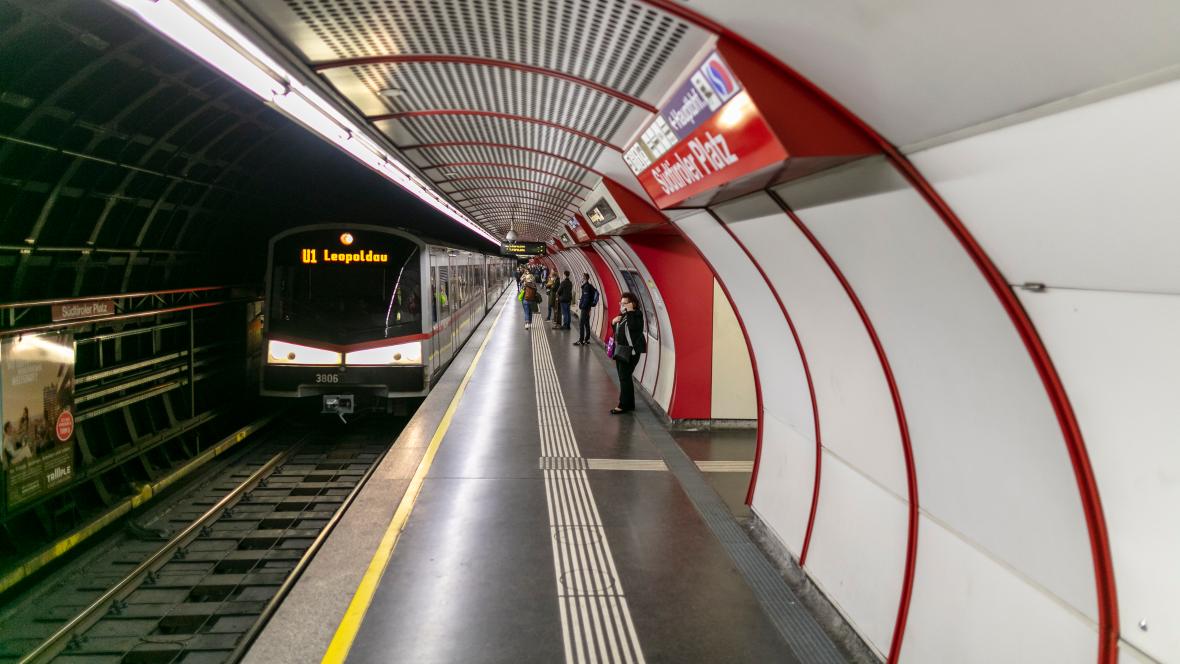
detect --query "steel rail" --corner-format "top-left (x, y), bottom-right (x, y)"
top-left (226, 436), bottom-right (393, 662)
top-left (19, 443), bottom-right (302, 664)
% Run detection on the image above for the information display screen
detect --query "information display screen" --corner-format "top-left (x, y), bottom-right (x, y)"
top-left (501, 242), bottom-right (546, 256)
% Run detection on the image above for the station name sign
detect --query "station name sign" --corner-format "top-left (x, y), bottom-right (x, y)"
top-left (502, 242), bottom-right (546, 256)
top-left (300, 248), bottom-right (389, 265)
top-left (624, 51), bottom-right (786, 208)
top-left (52, 299), bottom-right (115, 322)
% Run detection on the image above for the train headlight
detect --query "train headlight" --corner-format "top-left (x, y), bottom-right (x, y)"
top-left (267, 340), bottom-right (341, 365)
top-left (345, 341), bottom-right (423, 366)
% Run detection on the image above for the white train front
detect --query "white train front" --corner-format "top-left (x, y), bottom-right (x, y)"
top-left (261, 224), bottom-right (514, 407)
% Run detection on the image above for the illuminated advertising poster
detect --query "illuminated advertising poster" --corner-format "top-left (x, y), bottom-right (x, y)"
top-left (1, 332), bottom-right (76, 508)
top-left (566, 217), bottom-right (589, 243)
top-left (626, 51), bottom-right (787, 209)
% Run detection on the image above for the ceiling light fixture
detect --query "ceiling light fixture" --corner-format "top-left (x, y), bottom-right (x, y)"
top-left (107, 0), bottom-right (498, 244)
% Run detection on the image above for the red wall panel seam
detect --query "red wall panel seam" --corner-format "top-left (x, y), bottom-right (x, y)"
top-left (709, 210), bottom-right (823, 567)
top-left (767, 190), bottom-right (918, 664)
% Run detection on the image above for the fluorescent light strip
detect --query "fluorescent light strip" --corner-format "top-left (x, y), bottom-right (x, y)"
top-left (108, 0), bottom-right (499, 244)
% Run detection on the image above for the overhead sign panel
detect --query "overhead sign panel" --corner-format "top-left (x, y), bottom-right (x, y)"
top-left (625, 51), bottom-right (787, 209)
top-left (501, 242), bottom-right (546, 256)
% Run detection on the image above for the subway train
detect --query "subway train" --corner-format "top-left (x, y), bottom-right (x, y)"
top-left (261, 224), bottom-right (514, 412)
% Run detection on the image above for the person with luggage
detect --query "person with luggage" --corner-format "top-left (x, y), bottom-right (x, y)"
top-left (574, 273), bottom-right (598, 346)
top-left (519, 274), bottom-right (541, 328)
top-left (610, 292), bottom-right (646, 414)
top-left (557, 271), bottom-right (574, 330)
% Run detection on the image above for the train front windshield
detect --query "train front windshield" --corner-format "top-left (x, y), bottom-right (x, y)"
top-left (269, 230), bottom-right (423, 345)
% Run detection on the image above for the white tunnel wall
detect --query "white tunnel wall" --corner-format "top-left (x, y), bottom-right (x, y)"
top-left (773, 156), bottom-right (1098, 663)
top-left (674, 211), bottom-right (815, 555)
top-left (911, 75), bottom-right (1180, 662)
top-left (711, 193), bottom-right (908, 656)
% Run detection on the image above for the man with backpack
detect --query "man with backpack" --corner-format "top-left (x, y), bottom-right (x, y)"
top-left (573, 273), bottom-right (599, 345)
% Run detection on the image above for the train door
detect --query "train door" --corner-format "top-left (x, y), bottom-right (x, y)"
top-left (428, 246), bottom-right (450, 376)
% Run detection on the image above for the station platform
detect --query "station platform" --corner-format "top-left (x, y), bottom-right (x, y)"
top-left (245, 292), bottom-right (849, 664)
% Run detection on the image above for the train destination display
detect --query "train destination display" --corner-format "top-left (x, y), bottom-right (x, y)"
top-left (501, 242), bottom-right (546, 256)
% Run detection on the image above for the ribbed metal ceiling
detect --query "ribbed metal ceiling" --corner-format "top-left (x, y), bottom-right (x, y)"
top-left (240, 0), bottom-right (712, 240)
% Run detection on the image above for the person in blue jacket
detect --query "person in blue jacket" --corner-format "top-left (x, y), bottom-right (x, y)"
top-left (573, 274), bottom-right (598, 346)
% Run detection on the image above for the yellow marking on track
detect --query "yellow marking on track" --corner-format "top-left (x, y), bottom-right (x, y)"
top-left (0, 413), bottom-right (275, 594)
top-left (321, 299), bottom-right (507, 664)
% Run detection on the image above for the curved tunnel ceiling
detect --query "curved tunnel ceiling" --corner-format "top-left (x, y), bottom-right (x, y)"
top-left (236, 0), bottom-right (716, 242)
top-left (0, 0), bottom-right (497, 299)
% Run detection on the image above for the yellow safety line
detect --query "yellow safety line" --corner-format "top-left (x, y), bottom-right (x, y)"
top-left (0, 413), bottom-right (277, 595)
top-left (321, 299), bottom-right (507, 664)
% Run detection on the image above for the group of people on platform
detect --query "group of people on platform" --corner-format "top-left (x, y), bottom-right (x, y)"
top-left (515, 265), bottom-right (646, 414)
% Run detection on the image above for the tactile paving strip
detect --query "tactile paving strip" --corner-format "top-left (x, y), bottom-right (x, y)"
top-left (589, 351), bottom-right (849, 664)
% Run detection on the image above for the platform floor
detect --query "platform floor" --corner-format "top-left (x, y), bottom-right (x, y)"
top-left (330, 298), bottom-right (842, 664)
top-left (253, 294), bottom-right (849, 664)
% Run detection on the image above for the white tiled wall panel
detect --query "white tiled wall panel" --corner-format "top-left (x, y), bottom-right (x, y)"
top-left (775, 157), bottom-right (1097, 621)
top-left (1018, 287), bottom-right (1180, 662)
top-left (910, 77), bottom-right (1180, 295)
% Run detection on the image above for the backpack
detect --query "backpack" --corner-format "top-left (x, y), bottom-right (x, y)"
top-left (523, 284), bottom-right (540, 303)
top-left (590, 287), bottom-right (600, 307)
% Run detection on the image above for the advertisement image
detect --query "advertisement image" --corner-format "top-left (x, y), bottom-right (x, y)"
top-left (1, 331), bottom-right (76, 508)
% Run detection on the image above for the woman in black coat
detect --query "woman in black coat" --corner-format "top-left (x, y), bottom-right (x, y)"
top-left (610, 292), bottom-right (647, 414)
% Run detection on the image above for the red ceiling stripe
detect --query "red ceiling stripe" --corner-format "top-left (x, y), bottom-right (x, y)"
top-left (447, 183), bottom-right (586, 205)
top-left (457, 197), bottom-right (578, 214)
top-left (371, 109), bottom-right (623, 152)
top-left (454, 193), bottom-right (580, 212)
top-left (404, 141), bottom-right (605, 178)
top-left (423, 161), bottom-right (593, 191)
top-left (438, 176), bottom-right (587, 201)
top-left (461, 202), bottom-right (577, 218)
top-left (310, 54), bottom-right (658, 113)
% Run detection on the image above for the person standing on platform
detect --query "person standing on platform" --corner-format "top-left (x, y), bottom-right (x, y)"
top-left (557, 271), bottom-right (574, 330)
top-left (545, 275), bottom-right (559, 327)
top-left (610, 292), bottom-right (646, 414)
top-left (544, 274), bottom-right (557, 323)
top-left (574, 273), bottom-right (598, 346)
top-left (520, 274), bottom-right (540, 328)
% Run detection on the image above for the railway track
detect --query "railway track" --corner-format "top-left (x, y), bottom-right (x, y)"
top-left (0, 416), bottom-right (400, 664)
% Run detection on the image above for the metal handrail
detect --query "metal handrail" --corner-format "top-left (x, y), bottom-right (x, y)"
top-left (0, 297), bottom-right (259, 338)
top-left (0, 285), bottom-right (241, 310)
